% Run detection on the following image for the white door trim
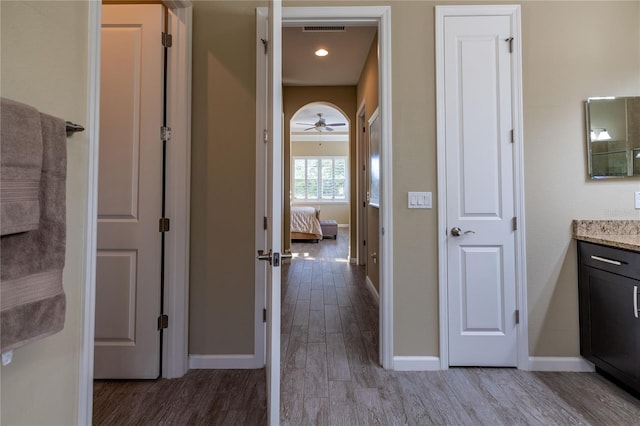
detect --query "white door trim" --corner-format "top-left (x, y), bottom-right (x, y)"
top-left (78, 2), bottom-right (101, 423)
top-left (79, 2), bottom-right (192, 422)
top-left (281, 5), bottom-right (394, 369)
top-left (356, 100), bottom-right (367, 266)
top-left (254, 7), bottom-right (267, 369)
top-left (163, 4), bottom-right (193, 379)
top-left (435, 4), bottom-right (529, 371)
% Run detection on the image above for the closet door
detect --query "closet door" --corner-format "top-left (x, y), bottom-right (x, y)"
top-left (94, 4), bottom-right (164, 379)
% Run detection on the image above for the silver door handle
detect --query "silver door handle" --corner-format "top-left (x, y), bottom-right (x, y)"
top-left (281, 250), bottom-right (293, 259)
top-left (634, 286), bottom-right (638, 319)
top-left (257, 249), bottom-right (272, 265)
top-left (451, 227), bottom-right (475, 237)
top-left (370, 252), bottom-right (377, 264)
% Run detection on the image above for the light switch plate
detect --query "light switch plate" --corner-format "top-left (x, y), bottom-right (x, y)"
top-left (635, 192), bottom-right (640, 209)
top-left (408, 192), bottom-right (432, 209)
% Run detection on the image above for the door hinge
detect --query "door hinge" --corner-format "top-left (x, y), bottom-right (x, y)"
top-left (515, 310), bottom-right (520, 325)
top-left (159, 218), bottom-right (170, 232)
top-left (162, 32), bottom-right (173, 48)
top-left (261, 38), bottom-right (268, 54)
top-left (512, 217), bottom-right (517, 231)
top-left (263, 129), bottom-right (268, 143)
top-left (263, 216), bottom-right (268, 230)
top-left (161, 126), bottom-right (172, 142)
top-left (510, 129), bottom-right (515, 143)
top-left (263, 308), bottom-right (267, 323)
top-left (505, 36), bottom-right (514, 53)
top-left (158, 314), bottom-right (169, 330)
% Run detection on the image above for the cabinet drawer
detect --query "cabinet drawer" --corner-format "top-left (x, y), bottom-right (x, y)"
top-left (579, 241), bottom-right (640, 279)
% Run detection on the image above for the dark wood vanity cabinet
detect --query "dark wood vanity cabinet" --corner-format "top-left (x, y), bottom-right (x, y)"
top-left (578, 241), bottom-right (640, 393)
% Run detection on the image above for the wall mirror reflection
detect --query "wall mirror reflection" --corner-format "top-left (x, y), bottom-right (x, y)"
top-left (586, 96), bottom-right (640, 179)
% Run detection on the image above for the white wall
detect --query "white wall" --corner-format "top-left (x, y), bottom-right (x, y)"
top-left (0, 2), bottom-right (89, 424)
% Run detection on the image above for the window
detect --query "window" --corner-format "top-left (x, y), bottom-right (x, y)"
top-left (293, 156), bottom-right (347, 202)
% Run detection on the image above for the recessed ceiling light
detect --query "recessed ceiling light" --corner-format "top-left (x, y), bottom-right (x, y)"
top-left (315, 48), bottom-right (328, 57)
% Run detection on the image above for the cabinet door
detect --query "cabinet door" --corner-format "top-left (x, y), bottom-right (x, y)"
top-left (582, 266), bottom-right (640, 384)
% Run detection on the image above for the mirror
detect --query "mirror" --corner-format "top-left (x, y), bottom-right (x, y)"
top-left (586, 96), bottom-right (640, 179)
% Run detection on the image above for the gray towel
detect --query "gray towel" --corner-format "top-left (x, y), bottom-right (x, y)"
top-left (1, 98), bottom-right (43, 236)
top-left (1, 111), bottom-right (66, 352)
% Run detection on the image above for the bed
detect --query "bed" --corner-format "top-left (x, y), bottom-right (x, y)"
top-left (290, 206), bottom-right (323, 241)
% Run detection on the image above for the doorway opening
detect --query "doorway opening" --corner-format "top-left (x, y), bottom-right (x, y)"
top-left (287, 102), bottom-right (350, 254)
top-left (255, 6), bottom-right (393, 421)
top-left (83, 2), bottom-right (191, 422)
top-left (278, 18), bottom-right (386, 414)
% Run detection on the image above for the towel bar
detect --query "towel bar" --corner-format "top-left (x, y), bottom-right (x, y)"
top-left (65, 121), bottom-right (84, 135)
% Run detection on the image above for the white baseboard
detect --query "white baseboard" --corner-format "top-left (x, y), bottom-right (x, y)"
top-left (350, 257), bottom-right (358, 264)
top-left (189, 354), bottom-right (261, 369)
top-left (528, 356), bottom-right (594, 372)
top-left (365, 276), bottom-right (380, 304)
top-left (338, 223), bottom-right (349, 228)
top-left (394, 356), bottom-right (441, 371)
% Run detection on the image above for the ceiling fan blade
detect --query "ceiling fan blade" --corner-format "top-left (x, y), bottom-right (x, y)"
top-left (297, 122), bottom-right (316, 126)
top-left (327, 123), bottom-right (345, 127)
top-left (304, 127), bottom-right (317, 131)
top-left (325, 127), bottom-right (334, 132)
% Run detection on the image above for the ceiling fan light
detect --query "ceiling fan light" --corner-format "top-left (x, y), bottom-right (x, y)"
top-left (315, 48), bottom-right (329, 57)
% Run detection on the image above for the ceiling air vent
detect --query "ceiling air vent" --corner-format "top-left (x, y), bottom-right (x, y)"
top-left (302, 26), bottom-right (346, 32)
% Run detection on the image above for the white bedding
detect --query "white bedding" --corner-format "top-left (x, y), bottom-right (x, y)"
top-left (290, 206), bottom-right (323, 238)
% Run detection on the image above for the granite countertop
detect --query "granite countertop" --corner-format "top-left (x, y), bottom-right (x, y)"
top-left (572, 220), bottom-right (640, 252)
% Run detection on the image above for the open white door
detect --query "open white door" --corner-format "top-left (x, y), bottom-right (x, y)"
top-left (95, 4), bottom-right (164, 379)
top-left (256, 1), bottom-right (283, 424)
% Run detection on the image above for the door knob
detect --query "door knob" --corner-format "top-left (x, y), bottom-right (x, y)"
top-left (451, 227), bottom-right (475, 237)
top-left (281, 250), bottom-right (293, 260)
top-left (257, 249), bottom-right (272, 265)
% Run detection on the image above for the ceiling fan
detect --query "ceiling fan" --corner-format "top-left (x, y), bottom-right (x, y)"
top-left (297, 113), bottom-right (346, 132)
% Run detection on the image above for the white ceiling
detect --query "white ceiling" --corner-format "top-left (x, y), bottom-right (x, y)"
top-left (284, 25), bottom-right (376, 141)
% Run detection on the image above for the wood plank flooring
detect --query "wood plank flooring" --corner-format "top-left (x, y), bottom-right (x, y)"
top-left (94, 227), bottom-right (640, 425)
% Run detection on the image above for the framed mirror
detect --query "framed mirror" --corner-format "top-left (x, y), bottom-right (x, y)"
top-left (585, 96), bottom-right (640, 179)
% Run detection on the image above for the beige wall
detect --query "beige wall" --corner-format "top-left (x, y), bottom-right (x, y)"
top-left (522, 1), bottom-right (640, 356)
top-left (283, 86), bottom-right (357, 250)
top-left (0, 2), bottom-right (89, 424)
top-left (190, 0), bottom-right (640, 360)
top-left (189, 0), bottom-right (264, 355)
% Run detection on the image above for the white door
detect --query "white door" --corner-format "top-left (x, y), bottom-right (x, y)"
top-left (263, 1), bottom-right (283, 424)
top-left (95, 4), bottom-right (164, 379)
top-left (442, 12), bottom-right (518, 366)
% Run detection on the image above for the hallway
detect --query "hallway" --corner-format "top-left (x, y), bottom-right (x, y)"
top-left (282, 227), bottom-right (380, 424)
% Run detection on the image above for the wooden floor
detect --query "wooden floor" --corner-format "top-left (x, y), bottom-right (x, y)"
top-left (94, 227), bottom-right (640, 425)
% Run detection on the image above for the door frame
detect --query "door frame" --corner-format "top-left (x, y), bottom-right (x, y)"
top-left (79, 1), bottom-right (192, 423)
top-left (256, 5), bottom-right (394, 369)
top-left (356, 100), bottom-right (367, 266)
top-left (435, 4), bottom-right (529, 370)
